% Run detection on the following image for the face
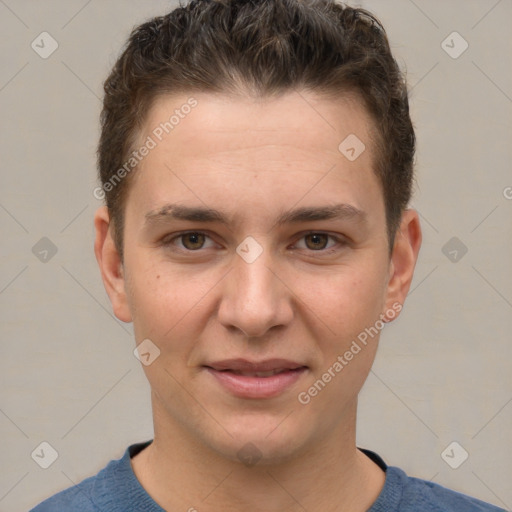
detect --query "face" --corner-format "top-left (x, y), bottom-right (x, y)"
top-left (95, 90), bottom-right (420, 464)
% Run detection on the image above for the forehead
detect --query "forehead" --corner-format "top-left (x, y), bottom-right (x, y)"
top-left (126, 90), bottom-right (383, 225)
top-left (141, 90), bottom-right (375, 164)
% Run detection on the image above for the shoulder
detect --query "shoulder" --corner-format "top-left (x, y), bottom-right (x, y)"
top-left (29, 441), bottom-right (154, 512)
top-left (385, 466), bottom-right (507, 512)
top-left (29, 470), bottom-right (106, 511)
top-left (360, 448), bottom-right (506, 512)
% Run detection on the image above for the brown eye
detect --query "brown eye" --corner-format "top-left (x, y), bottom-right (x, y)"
top-left (181, 232), bottom-right (206, 250)
top-left (304, 233), bottom-right (329, 250)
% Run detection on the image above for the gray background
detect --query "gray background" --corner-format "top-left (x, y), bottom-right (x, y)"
top-left (1, 0), bottom-right (511, 510)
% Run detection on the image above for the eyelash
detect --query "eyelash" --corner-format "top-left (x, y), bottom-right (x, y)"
top-left (161, 231), bottom-right (348, 255)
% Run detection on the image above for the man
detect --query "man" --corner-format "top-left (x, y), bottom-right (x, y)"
top-left (31, 0), bottom-right (506, 510)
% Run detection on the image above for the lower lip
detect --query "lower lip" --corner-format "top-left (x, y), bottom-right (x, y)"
top-left (205, 367), bottom-right (307, 399)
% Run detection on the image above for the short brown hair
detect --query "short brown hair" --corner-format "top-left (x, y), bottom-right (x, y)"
top-left (97, 0), bottom-right (415, 260)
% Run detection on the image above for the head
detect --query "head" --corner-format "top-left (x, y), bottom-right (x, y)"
top-left (94, 0), bottom-right (421, 465)
top-left (97, 0), bottom-right (416, 260)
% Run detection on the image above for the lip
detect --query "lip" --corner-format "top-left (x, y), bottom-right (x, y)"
top-left (203, 358), bottom-right (308, 399)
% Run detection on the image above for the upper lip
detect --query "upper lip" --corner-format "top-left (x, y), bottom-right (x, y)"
top-left (204, 358), bottom-right (307, 372)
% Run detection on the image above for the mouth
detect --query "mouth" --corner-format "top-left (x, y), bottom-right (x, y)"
top-left (215, 368), bottom-right (298, 377)
top-left (203, 359), bottom-right (308, 399)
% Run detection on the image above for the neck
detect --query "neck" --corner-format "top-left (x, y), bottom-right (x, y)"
top-left (131, 396), bottom-right (385, 512)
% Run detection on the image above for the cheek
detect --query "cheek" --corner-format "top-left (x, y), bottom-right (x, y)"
top-left (296, 271), bottom-right (385, 413)
top-left (298, 265), bottom-right (386, 339)
top-left (125, 262), bottom-right (178, 339)
top-left (126, 259), bottom-right (215, 346)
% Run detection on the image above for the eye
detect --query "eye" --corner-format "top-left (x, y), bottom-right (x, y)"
top-left (162, 231), bottom-right (216, 251)
top-left (161, 231), bottom-right (347, 254)
top-left (293, 232), bottom-right (345, 252)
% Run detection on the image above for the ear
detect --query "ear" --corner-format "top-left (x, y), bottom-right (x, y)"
top-left (94, 206), bottom-right (132, 323)
top-left (382, 209), bottom-right (422, 321)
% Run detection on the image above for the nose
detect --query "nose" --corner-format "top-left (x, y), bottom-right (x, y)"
top-left (217, 246), bottom-right (294, 339)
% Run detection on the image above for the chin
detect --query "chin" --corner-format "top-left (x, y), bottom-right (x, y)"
top-left (201, 414), bottom-right (313, 467)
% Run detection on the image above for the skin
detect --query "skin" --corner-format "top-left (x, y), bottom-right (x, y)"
top-left (94, 90), bottom-right (421, 511)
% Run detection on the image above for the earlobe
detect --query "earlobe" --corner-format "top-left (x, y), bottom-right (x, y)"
top-left (382, 209), bottom-right (422, 321)
top-left (93, 206), bottom-right (132, 323)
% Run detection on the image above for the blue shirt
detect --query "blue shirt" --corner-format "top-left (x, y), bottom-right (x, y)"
top-left (30, 441), bottom-right (506, 511)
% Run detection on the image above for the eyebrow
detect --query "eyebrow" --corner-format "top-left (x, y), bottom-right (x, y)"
top-left (144, 203), bottom-right (366, 228)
